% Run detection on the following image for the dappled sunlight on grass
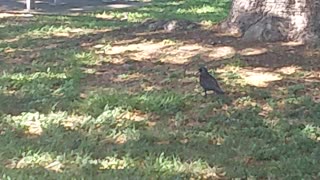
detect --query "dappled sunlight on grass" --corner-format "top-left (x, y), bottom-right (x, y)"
top-left (0, 14), bottom-right (129, 45)
top-left (3, 148), bottom-right (226, 178)
top-left (1, 108), bottom-right (228, 177)
top-left (205, 46), bottom-right (236, 60)
top-left (4, 152), bottom-right (62, 171)
top-left (81, 90), bottom-right (188, 116)
top-left (112, 72), bottom-right (146, 83)
top-left (97, 41), bottom-right (237, 65)
top-left (2, 0), bottom-right (320, 178)
top-left (238, 47), bottom-right (268, 56)
top-left (281, 41), bottom-right (304, 47)
top-left (301, 125), bottom-right (320, 142)
top-left (90, 0), bottom-right (231, 24)
top-left (105, 41), bottom-right (170, 56)
top-left (216, 65), bottom-right (313, 88)
top-left (177, 4), bottom-right (227, 15)
top-left (275, 66), bottom-right (301, 75)
top-left (50, 28), bottom-right (93, 38)
top-left (0, 13), bottom-right (34, 18)
top-left (60, 114), bottom-right (88, 130)
top-left (99, 156), bottom-right (133, 170)
top-left (240, 69), bottom-right (283, 87)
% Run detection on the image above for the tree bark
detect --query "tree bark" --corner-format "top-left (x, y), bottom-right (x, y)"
top-left (219, 0), bottom-right (320, 44)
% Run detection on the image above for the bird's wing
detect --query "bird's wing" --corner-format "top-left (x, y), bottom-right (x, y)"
top-left (202, 74), bottom-right (224, 93)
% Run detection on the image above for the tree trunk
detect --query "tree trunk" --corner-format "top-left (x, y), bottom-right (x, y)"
top-left (219, 0), bottom-right (320, 44)
top-left (26, 0), bottom-right (35, 11)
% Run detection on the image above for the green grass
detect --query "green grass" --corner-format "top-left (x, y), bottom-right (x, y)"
top-left (1, 0), bottom-right (320, 179)
top-left (92, 0), bottom-right (231, 23)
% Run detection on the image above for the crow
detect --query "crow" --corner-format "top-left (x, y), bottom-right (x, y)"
top-left (198, 67), bottom-right (225, 96)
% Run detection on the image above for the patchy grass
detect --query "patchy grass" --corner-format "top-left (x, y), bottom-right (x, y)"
top-left (93, 0), bottom-right (231, 23)
top-left (1, 0), bottom-right (320, 179)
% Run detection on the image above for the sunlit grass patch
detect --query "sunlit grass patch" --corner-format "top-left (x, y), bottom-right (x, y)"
top-left (0, 14), bottom-right (130, 48)
top-left (80, 90), bottom-right (189, 117)
top-left (92, 0), bottom-right (231, 23)
top-left (0, 68), bottom-right (82, 113)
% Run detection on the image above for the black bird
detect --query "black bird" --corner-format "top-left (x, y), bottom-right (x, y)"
top-left (199, 67), bottom-right (225, 96)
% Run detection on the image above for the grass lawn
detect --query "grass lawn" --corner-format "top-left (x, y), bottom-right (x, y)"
top-left (1, 0), bottom-right (320, 179)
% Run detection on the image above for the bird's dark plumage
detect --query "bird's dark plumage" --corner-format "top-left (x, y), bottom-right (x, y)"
top-left (199, 67), bottom-right (225, 96)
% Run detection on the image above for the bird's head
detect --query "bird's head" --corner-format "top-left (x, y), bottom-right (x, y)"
top-left (198, 66), bottom-right (208, 74)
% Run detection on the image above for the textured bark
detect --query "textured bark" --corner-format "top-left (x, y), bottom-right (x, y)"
top-left (219, 0), bottom-right (320, 43)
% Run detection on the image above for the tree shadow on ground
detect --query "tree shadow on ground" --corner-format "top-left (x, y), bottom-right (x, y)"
top-left (1, 5), bottom-right (320, 178)
top-left (1, 12), bottom-right (320, 115)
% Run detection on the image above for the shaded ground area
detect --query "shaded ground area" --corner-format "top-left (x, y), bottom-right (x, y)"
top-left (0, 0), bottom-right (145, 13)
top-left (0, 0), bottom-right (320, 179)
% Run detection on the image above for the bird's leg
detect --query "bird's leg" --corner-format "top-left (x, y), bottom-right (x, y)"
top-left (204, 90), bottom-right (207, 97)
